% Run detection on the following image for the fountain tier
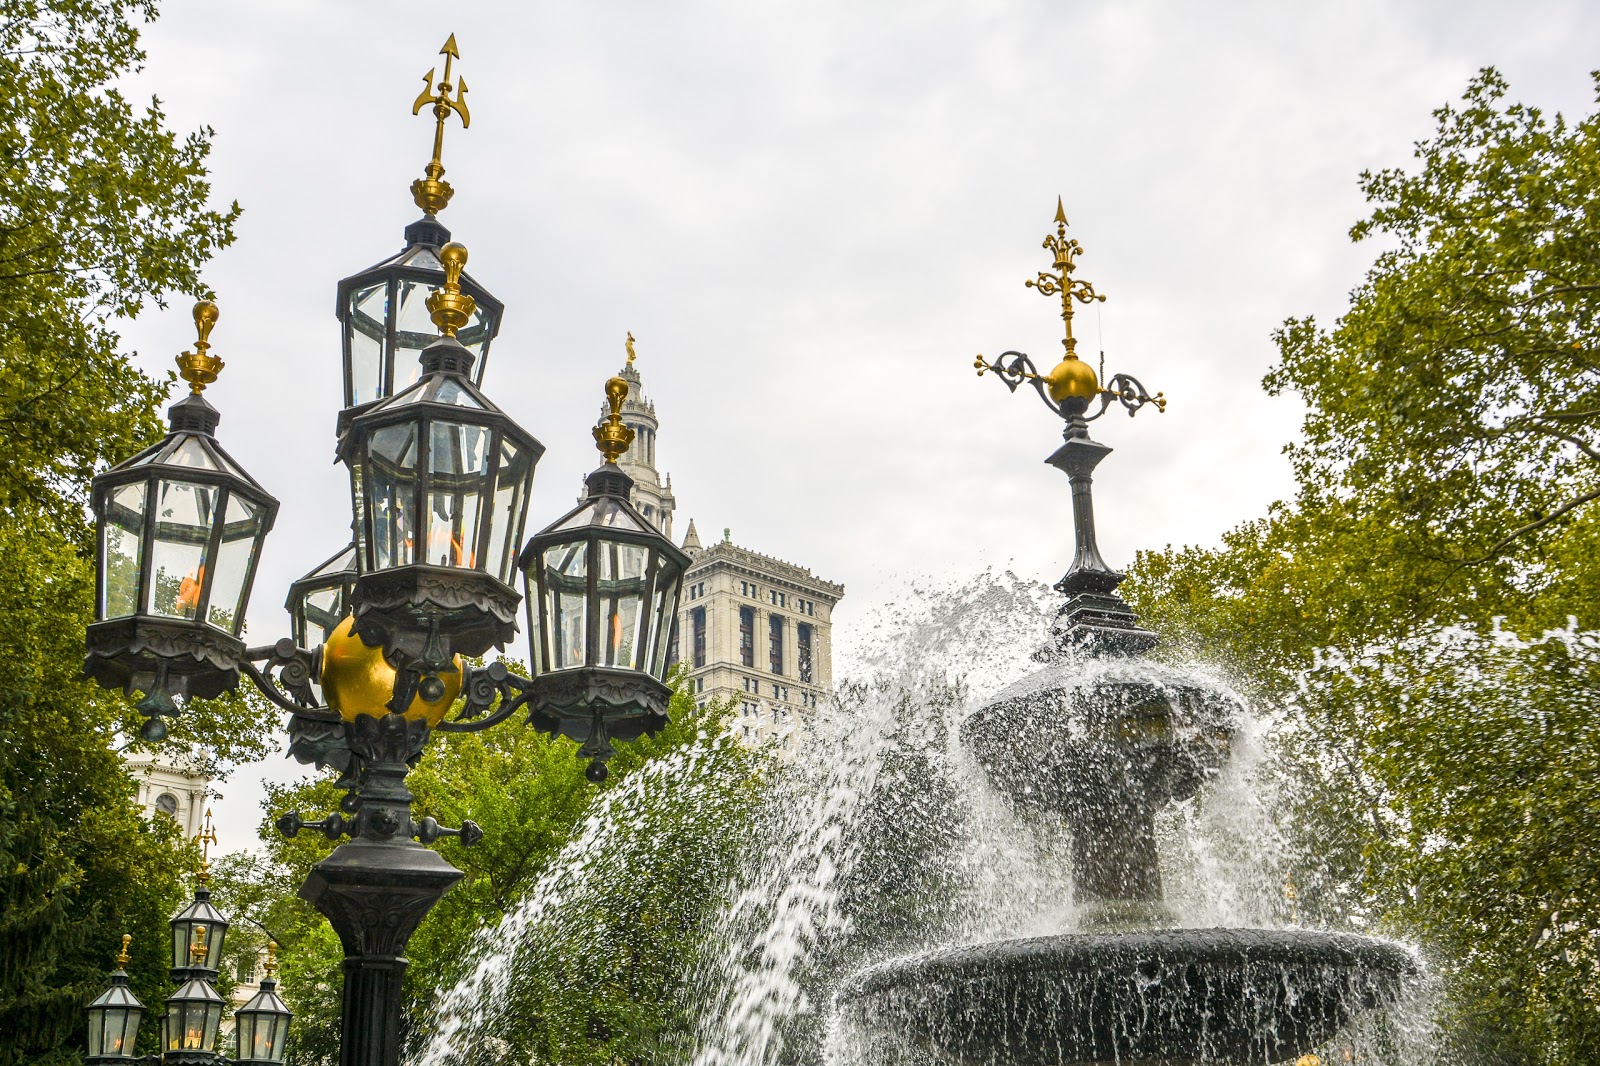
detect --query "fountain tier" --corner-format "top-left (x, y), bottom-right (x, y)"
top-left (839, 928), bottom-right (1419, 1066)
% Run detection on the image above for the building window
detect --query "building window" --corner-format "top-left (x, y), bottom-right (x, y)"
top-left (769, 589), bottom-right (786, 608)
top-left (667, 616), bottom-right (680, 669)
top-left (769, 614), bottom-right (784, 675)
top-left (695, 676), bottom-right (704, 693)
top-left (798, 622), bottom-right (813, 683)
top-left (739, 606), bottom-right (755, 667)
top-left (692, 607), bottom-right (707, 669)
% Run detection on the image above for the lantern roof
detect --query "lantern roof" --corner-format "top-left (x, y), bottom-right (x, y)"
top-left (334, 225), bottom-right (505, 325)
top-left (236, 979), bottom-right (290, 1017)
top-left (88, 971), bottom-right (143, 1011)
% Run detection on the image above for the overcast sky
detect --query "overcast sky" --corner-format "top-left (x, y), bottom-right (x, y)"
top-left (117, 1), bottom-right (1600, 848)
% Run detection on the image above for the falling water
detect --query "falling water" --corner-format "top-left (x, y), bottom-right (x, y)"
top-left (408, 569), bottom-right (1436, 1066)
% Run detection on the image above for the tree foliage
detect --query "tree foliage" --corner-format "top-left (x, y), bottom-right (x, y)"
top-left (1124, 69), bottom-right (1600, 1062)
top-left (0, 3), bottom-right (247, 1063)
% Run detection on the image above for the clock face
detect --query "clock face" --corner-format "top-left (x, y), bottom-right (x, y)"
top-left (156, 793), bottom-right (179, 816)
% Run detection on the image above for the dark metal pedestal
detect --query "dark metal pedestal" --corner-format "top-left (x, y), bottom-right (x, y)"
top-left (300, 839), bottom-right (463, 1066)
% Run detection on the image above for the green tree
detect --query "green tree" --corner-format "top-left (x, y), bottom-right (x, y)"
top-left (1124, 69), bottom-right (1600, 1062)
top-left (210, 684), bottom-right (766, 1066)
top-left (0, 3), bottom-right (252, 1063)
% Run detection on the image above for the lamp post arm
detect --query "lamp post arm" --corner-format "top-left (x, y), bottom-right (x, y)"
top-left (240, 639), bottom-right (325, 714)
top-left (434, 660), bottom-right (534, 733)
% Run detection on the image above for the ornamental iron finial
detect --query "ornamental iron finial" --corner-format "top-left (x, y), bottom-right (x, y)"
top-left (115, 933), bottom-right (132, 969)
top-left (175, 300), bottom-right (222, 395)
top-left (194, 808), bottom-right (218, 885)
top-left (411, 34), bottom-right (471, 216)
top-left (594, 344), bottom-right (636, 464)
top-left (975, 198), bottom-right (1166, 437)
top-left (427, 242), bottom-right (477, 337)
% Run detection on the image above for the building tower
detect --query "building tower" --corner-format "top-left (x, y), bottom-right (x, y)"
top-left (123, 750), bottom-right (211, 838)
top-left (590, 338), bottom-right (844, 745)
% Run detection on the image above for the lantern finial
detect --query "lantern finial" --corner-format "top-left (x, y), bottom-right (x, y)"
top-left (411, 34), bottom-right (470, 216)
top-left (193, 808), bottom-right (218, 885)
top-left (175, 300), bottom-right (223, 395)
top-left (189, 925), bottom-right (208, 963)
top-left (115, 933), bottom-right (132, 969)
top-left (426, 242), bottom-right (477, 337)
top-left (593, 349), bottom-right (636, 464)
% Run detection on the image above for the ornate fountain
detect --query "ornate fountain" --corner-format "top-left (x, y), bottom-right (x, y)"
top-left (836, 201), bottom-right (1418, 1065)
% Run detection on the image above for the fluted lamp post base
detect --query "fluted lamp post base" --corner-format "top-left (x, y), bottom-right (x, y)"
top-left (300, 840), bottom-right (463, 1066)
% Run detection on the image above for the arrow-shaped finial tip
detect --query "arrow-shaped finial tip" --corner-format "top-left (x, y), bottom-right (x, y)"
top-left (441, 33), bottom-right (460, 58)
top-left (1054, 196), bottom-right (1068, 226)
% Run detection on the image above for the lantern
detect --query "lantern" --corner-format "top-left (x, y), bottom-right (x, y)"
top-left (286, 543), bottom-right (357, 649)
top-left (85, 302), bottom-right (279, 741)
top-left (233, 943), bottom-right (292, 1065)
top-left (86, 936), bottom-right (144, 1063)
top-left (338, 243), bottom-right (541, 700)
top-left (170, 891), bottom-right (228, 979)
top-left (517, 370), bottom-right (689, 781)
top-left (159, 978), bottom-right (225, 1062)
top-left (335, 216), bottom-right (503, 410)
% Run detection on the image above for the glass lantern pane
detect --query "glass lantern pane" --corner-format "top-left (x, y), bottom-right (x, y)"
top-left (101, 481), bottom-right (146, 619)
top-left (302, 586), bottom-right (347, 644)
top-left (348, 282), bottom-right (387, 406)
top-left (599, 542), bottom-right (650, 669)
top-left (165, 437), bottom-right (225, 470)
top-left (485, 438), bottom-right (534, 583)
top-left (650, 572), bottom-right (681, 676)
top-left (235, 1015), bottom-right (258, 1060)
top-left (542, 543), bottom-right (589, 670)
top-left (368, 424), bottom-right (420, 570)
top-left (150, 480), bottom-right (218, 619)
top-left (393, 278), bottom-right (436, 394)
top-left (207, 493), bottom-right (262, 633)
top-left (425, 421), bottom-right (490, 568)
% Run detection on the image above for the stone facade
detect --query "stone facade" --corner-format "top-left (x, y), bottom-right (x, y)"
top-left (123, 750), bottom-right (211, 839)
top-left (601, 353), bottom-right (843, 742)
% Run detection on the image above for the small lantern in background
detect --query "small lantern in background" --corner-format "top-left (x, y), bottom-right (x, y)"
top-left (85, 936), bottom-right (144, 1064)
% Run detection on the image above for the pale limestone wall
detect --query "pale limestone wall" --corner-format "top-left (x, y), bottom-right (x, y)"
top-left (123, 752), bottom-right (211, 838)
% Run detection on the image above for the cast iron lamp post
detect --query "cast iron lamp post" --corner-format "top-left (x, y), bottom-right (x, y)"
top-left (83, 36), bottom-right (686, 1066)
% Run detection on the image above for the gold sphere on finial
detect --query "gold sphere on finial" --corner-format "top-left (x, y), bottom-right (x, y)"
top-left (264, 940), bottom-right (279, 979)
top-left (115, 933), bottom-right (132, 969)
top-left (1042, 355), bottom-right (1100, 402)
top-left (175, 299), bottom-right (224, 395)
top-left (426, 242), bottom-right (477, 337)
top-left (320, 617), bottom-right (462, 727)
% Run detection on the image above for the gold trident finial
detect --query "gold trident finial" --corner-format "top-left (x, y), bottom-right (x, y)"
top-left (1025, 196), bottom-right (1106, 362)
top-left (194, 808), bottom-right (218, 885)
top-left (115, 933), bottom-right (132, 969)
top-left (264, 941), bottom-right (279, 979)
top-left (427, 242), bottom-right (477, 337)
top-left (175, 300), bottom-right (222, 395)
top-left (594, 342), bottom-right (637, 464)
top-left (411, 33), bottom-right (471, 216)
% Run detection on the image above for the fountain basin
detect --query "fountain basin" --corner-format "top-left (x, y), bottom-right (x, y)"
top-left (837, 928), bottom-right (1419, 1066)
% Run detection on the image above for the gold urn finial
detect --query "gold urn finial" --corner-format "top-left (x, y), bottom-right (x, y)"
top-left (194, 808), bottom-right (218, 885)
top-left (264, 941), bottom-right (279, 979)
top-left (1024, 197), bottom-right (1106, 403)
top-left (115, 933), bottom-right (132, 969)
top-left (411, 33), bottom-right (471, 216)
top-left (426, 242), bottom-right (477, 337)
top-left (175, 300), bottom-right (223, 395)
top-left (594, 340), bottom-right (637, 464)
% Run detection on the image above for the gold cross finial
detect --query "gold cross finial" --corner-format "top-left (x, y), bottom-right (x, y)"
top-left (426, 242), bottom-right (476, 337)
top-left (594, 347), bottom-right (636, 464)
top-left (1025, 196), bottom-right (1105, 362)
top-left (115, 933), bottom-right (132, 968)
top-left (625, 331), bottom-right (636, 367)
top-left (194, 808), bottom-right (218, 885)
top-left (411, 34), bottom-right (471, 216)
top-left (175, 300), bottom-right (223, 395)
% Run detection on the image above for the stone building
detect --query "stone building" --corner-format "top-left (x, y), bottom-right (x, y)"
top-left (604, 344), bottom-right (844, 741)
top-left (123, 750), bottom-right (211, 839)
